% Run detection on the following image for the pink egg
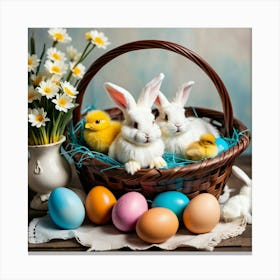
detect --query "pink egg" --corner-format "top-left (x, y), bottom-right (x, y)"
top-left (112, 192), bottom-right (148, 232)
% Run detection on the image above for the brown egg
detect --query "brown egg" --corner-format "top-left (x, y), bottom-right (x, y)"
top-left (183, 193), bottom-right (220, 234)
top-left (136, 207), bottom-right (179, 243)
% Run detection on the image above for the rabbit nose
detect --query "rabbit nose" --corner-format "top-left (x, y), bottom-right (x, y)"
top-left (145, 134), bottom-right (150, 142)
top-left (175, 124), bottom-right (181, 132)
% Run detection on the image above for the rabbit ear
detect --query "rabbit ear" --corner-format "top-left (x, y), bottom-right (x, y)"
top-left (137, 73), bottom-right (165, 107)
top-left (154, 91), bottom-right (170, 108)
top-left (104, 82), bottom-right (136, 111)
top-left (173, 81), bottom-right (195, 106)
top-left (232, 165), bottom-right (252, 186)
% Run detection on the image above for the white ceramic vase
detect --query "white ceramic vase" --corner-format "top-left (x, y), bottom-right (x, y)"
top-left (28, 135), bottom-right (72, 210)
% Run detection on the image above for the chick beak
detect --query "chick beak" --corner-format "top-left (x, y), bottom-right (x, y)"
top-left (85, 123), bottom-right (92, 129)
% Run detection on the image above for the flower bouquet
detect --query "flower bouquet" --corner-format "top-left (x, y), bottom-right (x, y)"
top-left (28, 28), bottom-right (110, 145)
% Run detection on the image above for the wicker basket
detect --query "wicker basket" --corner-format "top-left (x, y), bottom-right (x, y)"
top-left (67, 40), bottom-right (250, 200)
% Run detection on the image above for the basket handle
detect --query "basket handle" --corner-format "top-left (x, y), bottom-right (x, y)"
top-left (74, 40), bottom-right (234, 136)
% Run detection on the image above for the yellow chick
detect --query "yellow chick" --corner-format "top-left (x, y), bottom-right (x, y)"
top-left (83, 110), bottom-right (121, 154)
top-left (185, 133), bottom-right (218, 161)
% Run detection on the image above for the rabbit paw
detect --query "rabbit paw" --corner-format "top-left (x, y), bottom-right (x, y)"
top-left (149, 157), bottom-right (167, 169)
top-left (125, 160), bottom-right (141, 175)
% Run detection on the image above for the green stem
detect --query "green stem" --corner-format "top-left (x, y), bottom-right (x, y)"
top-left (29, 129), bottom-right (37, 145)
top-left (51, 111), bottom-right (63, 141)
top-left (81, 44), bottom-right (96, 61)
top-left (52, 41), bottom-right (58, 48)
top-left (30, 36), bottom-right (35, 55)
top-left (79, 41), bottom-right (92, 62)
top-left (74, 79), bottom-right (79, 87)
top-left (36, 43), bottom-right (46, 76)
top-left (40, 126), bottom-right (49, 144)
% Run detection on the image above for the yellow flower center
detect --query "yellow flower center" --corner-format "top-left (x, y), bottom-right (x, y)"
top-left (32, 76), bottom-right (42, 86)
top-left (28, 92), bottom-right (35, 100)
top-left (58, 98), bottom-right (67, 107)
top-left (44, 87), bottom-right (52, 94)
top-left (72, 67), bottom-right (81, 76)
top-left (52, 53), bottom-right (61, 60)
top-left (64, 87), bottom-right (74, 96)
top-left (94, 37), bottom-right (104, 46)
top-left (28, 57), bottom-right (32, 66)
top-left (36, 114), bottom-right (44, 122)
top-left (85, 32), bottom-right (92, 40)
top-left (51, 65), bottom-right (61, 74)
top-left (54, 33), bottom-right (64, 41)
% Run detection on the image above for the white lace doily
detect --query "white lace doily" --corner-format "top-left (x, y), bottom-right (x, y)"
top-left (28, 214), bottom-right (247, 251)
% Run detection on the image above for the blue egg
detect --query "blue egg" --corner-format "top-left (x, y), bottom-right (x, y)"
top-left (48, 187), bottom-right (85, 230)
top-left (151, 191), bottom-right (190, 221)
top-left (215, 138), bottom-right (229, 154)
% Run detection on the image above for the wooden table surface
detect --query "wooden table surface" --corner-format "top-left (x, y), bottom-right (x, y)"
top-left (28, 155), bottom-right (252, 253)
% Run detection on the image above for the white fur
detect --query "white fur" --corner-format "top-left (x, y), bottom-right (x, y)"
top-left (218, 185), bottom-right (234, 204)
top-left (104, 73), bottom-right (167, 175)
top-left (155, 81), bottom-right (219, 156)
top-left (221, 166), bottom-right (252, 224)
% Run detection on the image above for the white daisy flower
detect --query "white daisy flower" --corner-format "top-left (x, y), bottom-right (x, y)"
top-left (60, 81), bottom-right (79, 98)
top-left (28, 107), bottom-right (50, 128)
top-left (28, 85), bottom-right (41, 103)
top-left (48, 28), bottom-right (72, 43)
top-left (45, 60), bottom-right (68, 76)
top-left (66, 46), bottom-right (81, 62)
top-left (30, 71), bottom-right (51, 86)
top-left (49, 74), bottom-right (62, 86)
top-left (28, 53), bottom-right (40, 72)
top-left (86, 30), bottom-right (110, 49)
top-left (52, 94), bottom-right (75, 113)
top-left (70, 62), bottom-right (85, 79)
top-left (47, 47), bottom-right (67, 62)
top-left (37, 79), bottom-right (59, 99)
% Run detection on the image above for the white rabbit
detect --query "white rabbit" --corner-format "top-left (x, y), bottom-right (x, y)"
top-left (104, 73), bottom-right (167, 175)
top-left (221, 165), bottom-right (252, 224)
top-left (155, 81), bottom-right (220, 156)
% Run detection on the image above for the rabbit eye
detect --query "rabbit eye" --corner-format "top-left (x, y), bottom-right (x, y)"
top-left (133, 122), bottom-right (138, 129)
top-left (164, 114), bottom-right (169, 121)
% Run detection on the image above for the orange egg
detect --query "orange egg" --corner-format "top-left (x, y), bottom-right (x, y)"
top-left (136, 207), bottom-right (179, 243)
top-left (85, 186), bottom-right (117, 225)
top-left (183, 193), bottom-right (220, 234)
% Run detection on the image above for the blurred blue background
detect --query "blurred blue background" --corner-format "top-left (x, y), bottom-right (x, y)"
top-left (28, 28), bottom-right (251, 154)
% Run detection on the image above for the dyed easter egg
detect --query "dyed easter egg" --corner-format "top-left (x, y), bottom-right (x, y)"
top-left (48, 187), bottom-right (85, 230)
top-left (136, 207), bottom-right (179, 243)
top-left (85, 186), bottom-right (117, 225)
top-left (112, 192), bottom-right (148, 232)
top-left (215, 138), bottom-right (229, 154)
top-left (183, 193), bottom-right (220, 234)
top-left (151, 191), bottom-right (190, 221)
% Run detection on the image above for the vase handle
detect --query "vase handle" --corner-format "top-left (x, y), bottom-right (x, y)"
top-left (34, 160), bottom-right (43, 175)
